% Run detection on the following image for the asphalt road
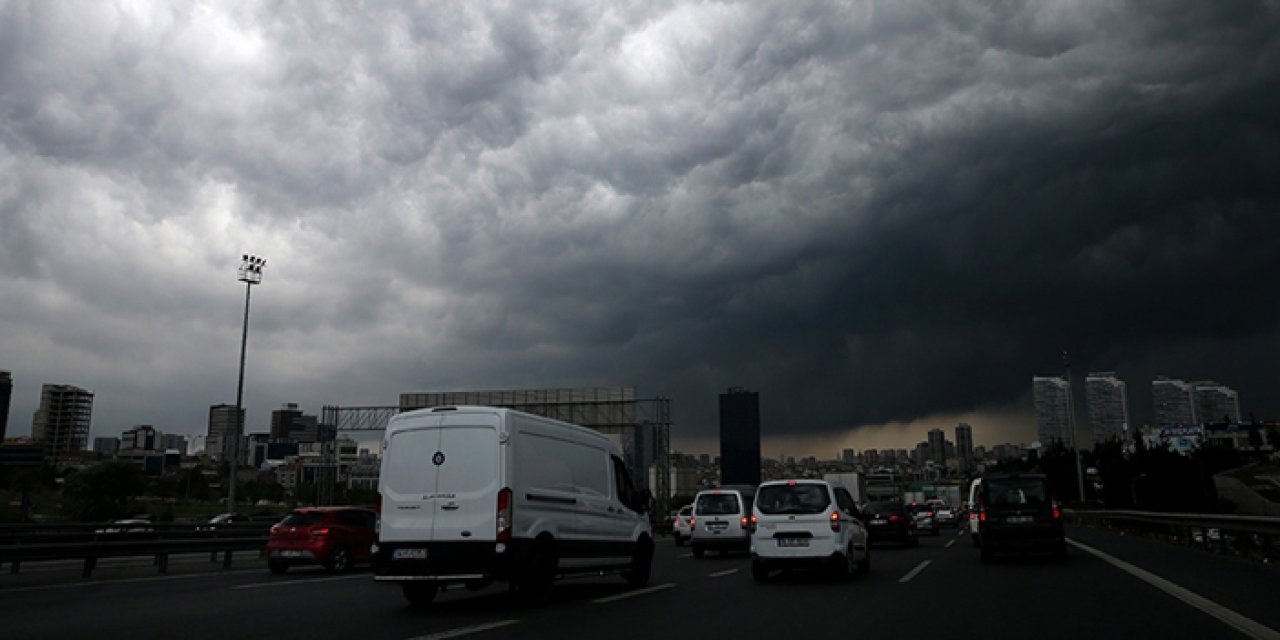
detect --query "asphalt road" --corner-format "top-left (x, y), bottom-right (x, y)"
top-left (2, 525), bottom-right (1277, 640)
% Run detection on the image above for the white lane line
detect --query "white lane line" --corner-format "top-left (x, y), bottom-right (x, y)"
top-left (709, 569), bottom-right (738, 577)
top-left (1, 569), bottom-right (263, 594)
top-left (407, 620), bottom-right (520, 640)
top-left (678, 553), bottom-right (693, 558)
top-left (898, 560), bottom-right (932, 583)
top-left (944, 539), bottom-right (956, 549)
top-left (232, 574), bottom-right (368, 590)
top-left (1069, 539), bottom-right (1280, 640)
top-left (593, 582), bottom-right (676, 603)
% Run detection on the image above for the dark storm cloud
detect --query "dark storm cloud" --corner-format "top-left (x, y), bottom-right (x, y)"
top-left (1, 1), bottom-right (1277, 450)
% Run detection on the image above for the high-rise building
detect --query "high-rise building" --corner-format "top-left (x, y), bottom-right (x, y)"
top-left (121, 425), bottom-right (158, 451)
top-left (1192, 381), bottom-right (1241, 424)
top-left (159, 433), bottom-right (188, 455)
top-left (0, 370), bottom-right (12, 442)
top-left (927, 428), bottom-right (946, 465)
top-left (1033, 376), bottom-right (1074, 447)
top-left (1086, 372), bottom-right (1129, 444)
top-left (841, 448), bottom-right (855, 464)
top-left (1152, 377), bottom-right (1196, 426)
top-left (207, 403), bottom-right (245, 463)
top-left (31, 384), bottom-right (94, 460)
top-left (271, 403), bottom-right (304, 440)
top-left (719, 387), bottom-right (761, 486)
top-left (955, 423), bottom-right (974, 471)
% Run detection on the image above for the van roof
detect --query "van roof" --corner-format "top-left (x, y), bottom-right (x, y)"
top-left (388, 405), bottom-right (617, 446)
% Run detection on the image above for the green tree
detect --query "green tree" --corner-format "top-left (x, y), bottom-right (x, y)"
top-left (61, 462), bottom-right (148, 521)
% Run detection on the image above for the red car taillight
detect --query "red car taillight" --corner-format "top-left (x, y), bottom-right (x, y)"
top-left (1052, 505), bottom-right (1062, 521)
top-left (889, 514), bottom-right (902, 523)
top-left (311, 527), bottom-right (331, 537)
top-left (269, 524), bottom-right (280, 535)
top-left (496, 487), bottom-right (513, 541)
top-left (979, 510), bottom-right (988, 523)
top-left (830, 511), bottom-right (841, 532)
top-left (690, 517), bottom-right (697, 528)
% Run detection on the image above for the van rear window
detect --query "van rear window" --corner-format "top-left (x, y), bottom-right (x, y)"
top-left (696, 493), bottom-right (741, 515)
top-left (985, 478), bottom-right (1048, 506)
top-left (756, 485), bottom-right (830, 515)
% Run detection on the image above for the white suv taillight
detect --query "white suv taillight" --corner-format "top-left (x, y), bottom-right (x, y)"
top-left (497, 487), bottom-right (513, 541)
top-left (830, 511), bottom-right (841, 532)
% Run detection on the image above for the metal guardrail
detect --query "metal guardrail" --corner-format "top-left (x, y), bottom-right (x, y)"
top-left (0, 522), bottom-right (272, 578)
top-left (1067, 509), bottom-right (1280, 561)
top-left (1068, 509), bottom-right (1280, 535)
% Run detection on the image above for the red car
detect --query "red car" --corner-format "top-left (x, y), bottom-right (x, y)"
top-left (266, 507), bottom-right (377, 574)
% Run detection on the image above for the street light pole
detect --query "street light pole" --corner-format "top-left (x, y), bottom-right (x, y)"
top-left (1063, 350), bottom-right (1086, 504)
top-left (229, 254), bottom-right (266, 514)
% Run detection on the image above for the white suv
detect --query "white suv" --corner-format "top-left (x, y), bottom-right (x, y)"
top-left (749, 480), bottom-right (870, 581)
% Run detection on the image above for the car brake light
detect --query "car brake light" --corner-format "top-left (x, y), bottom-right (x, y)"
top-left (830, 511), bottom-right (841, 532)
top-left (927, 511), bottom-right (935, 518)
top-left (979, 510), bottom-right (988, 523)
top-left (748, 514), bottom-right (758, 534)
top-left (497, 487), bottom-right (513, 541)
top-left (312, 527), bottom-right (331, 536)
top-left (1052, 505), bottom-right (1062, 520)
top-left (740, 515), bottom-right (749, 529)
top-left (690, 517), bottom-right (696, 528)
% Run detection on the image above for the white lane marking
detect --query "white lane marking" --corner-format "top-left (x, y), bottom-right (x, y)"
top-left (944, 539), bottom-right (956, 549)
top-left (232, 574), bottom-right (368, 590)
top-left (1, 568), bottom-right (263, 593)
top-left (898, 560), bottom-right (932, 583)
top-left (709, 569), bottom-right (738, 577)
top-left (407, 620), bottom-right (520, 640)
top-left (593, 582), bottom-right (676, 603)
top-left (678, 553), bottom-right (693, 558)
top-left (1069, 539), bottom-right (1280, 640)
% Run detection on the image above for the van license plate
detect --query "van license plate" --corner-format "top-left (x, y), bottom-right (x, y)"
top-left (777, 539), bottom-right (809, 548)
top-left (393, 548), bottom-right (428, 560)
top-left (1006, 516), bottom-right (1033, 524)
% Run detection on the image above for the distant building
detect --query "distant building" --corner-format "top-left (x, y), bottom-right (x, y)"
top-left (207, 404), bottom-right (245, 463)
top-left (1033, 376), bottom-right (1074, 447)
top-left (1192, 381), bottom-right (1242, 424)
top-left (93, 436), bottom-right (120, 456)
top-left (719, 387), bottom-right (761, 486)
top-left (1152, 377), bottom-right (1196, 426)
top-left (32, 384), bottom-right (94, 462)
top-left (270, 403), bottom-right (322, 442)
top-left (955, 423), bottom-right (973, 471)
top-left (0, 370), bottom-right (12, 442)
top-left (1086, 372), bottom-right (1129, 444)
top-left (158, 433), bottom-right (188, 455)
top-left (121, 425), bottom-right (158, 451)
top-left (927, 428), bottom-right (946, 465)
top-left (841, 448), bottom-right (855, 464)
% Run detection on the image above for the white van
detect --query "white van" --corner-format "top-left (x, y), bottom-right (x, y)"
top-left (749, 479), bottom-right (869, 581)
top-left (690, 487), bottom-right (753, 557)
top-left (374, 406), bottom-right (654, 606)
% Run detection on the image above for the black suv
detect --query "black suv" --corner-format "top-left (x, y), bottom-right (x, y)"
top-left (976, 473), bottom-right (1065, 562)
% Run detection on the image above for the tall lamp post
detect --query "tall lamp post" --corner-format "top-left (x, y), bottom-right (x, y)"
top-left (228, 254), bottom-right (266, 513)
top-left (1063, 350), bottom-right (1086, 504)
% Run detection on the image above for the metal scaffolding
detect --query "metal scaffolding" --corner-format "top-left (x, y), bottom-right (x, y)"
top-left (317, 394), bottom-right (674, 517)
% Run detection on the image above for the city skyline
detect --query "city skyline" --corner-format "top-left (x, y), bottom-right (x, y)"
top-left (2, 3), bottom-right (1278, 456)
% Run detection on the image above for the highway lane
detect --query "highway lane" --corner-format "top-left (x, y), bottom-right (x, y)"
top-left (2, 526), bottom-right (1277, 640)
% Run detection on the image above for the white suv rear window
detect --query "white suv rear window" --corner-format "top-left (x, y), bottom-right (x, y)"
top-left (756, 485), bottom-right (830, 515)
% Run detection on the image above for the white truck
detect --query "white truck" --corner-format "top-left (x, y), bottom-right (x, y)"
top-left (374, 405), bottom-right (654, 606)
top-left (823, 472), bottom-right (868, 505)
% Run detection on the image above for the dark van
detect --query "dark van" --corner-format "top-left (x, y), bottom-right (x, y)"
top-left (976, 473), bottom-right (1065, 562)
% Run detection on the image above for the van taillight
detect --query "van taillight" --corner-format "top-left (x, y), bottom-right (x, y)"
top-left (748, 514), bottom-right (757, 534)
top-left (889, 514), bottom-right (902, 523)
top-left (979, 510), bottom-right (988, 523)
top-left (690, 517), bottom-right (696, 528)
top-left (740, 515), bottom-right (749, 529)
top-left (496, 487), bottom-right (513, 541)
top-left (830, 511), bottom-right (841, 532)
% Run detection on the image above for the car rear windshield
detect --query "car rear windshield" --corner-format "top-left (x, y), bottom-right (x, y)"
top-left (696, 493), bottom-right (741, 515)
top-left (866, 501), bottom-right (903, 514)
top-left (756, 484), bottom-right (831, 514)
top-left (985, 478), bottom-right (1049, 506)
top-left (679, 506), bottom-right (693, 516)
top-left (280, 511), bottom-right (327, 526)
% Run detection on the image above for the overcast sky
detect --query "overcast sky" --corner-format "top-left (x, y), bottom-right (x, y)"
top-left (2, 1), bottom-right (1277, 457)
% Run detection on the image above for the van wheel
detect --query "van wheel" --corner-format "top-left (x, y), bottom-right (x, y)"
top-left (326, 546), bottom-right (351, 572)
top-left (516, 538), bottom-right (557, 604)
top-left (402, 583), bottom-right (438, 607)
top-left (623, 536), bottom-right (653, 587)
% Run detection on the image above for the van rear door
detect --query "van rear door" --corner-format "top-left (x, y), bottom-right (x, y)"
top-left (380, 412), bottom-right (502, 542)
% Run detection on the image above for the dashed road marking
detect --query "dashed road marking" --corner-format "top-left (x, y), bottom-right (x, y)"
top-left (898, 560), bottom-right (932, 583)
top-left (1069, 539), bottom-right (1280, 640)
top-left (944, 539), bottom-right (956, 549)
top-left (593, 582), bottom-right (675, 603)
top-left (709, 569), bottom-right (738, 577)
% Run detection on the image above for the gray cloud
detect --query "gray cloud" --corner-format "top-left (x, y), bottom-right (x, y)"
top-left (1, 1), bottom-right (1278, 453)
